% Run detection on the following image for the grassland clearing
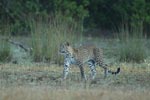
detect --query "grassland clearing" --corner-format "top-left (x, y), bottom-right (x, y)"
top-left (0, 35), bottom-right (150, 100)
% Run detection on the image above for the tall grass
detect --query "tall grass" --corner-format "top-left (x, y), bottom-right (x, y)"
top-left (29, 15), bottom-right (82, 63)
top-left (0, 25), bottom-right (12, 62)
top-left (0, 39), bottom-right (11, 62)
top-left (117, 23), bottom-right (147, 63)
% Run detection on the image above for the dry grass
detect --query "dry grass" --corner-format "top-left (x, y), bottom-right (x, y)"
top-left (0, 86), bottom-right (150, 100)
top-left (0, 63), bottom-right (150, 100)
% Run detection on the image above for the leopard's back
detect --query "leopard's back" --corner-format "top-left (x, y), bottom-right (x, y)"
top-left (77, 46), bottom-right (93, 62)
top-left (73, 45), bottom-right (104, 64)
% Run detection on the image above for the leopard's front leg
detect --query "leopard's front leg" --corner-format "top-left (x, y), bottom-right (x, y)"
top-left (63, 58), bottom-right (71, 79)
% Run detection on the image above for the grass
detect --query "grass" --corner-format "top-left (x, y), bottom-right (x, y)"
top-left (0, 34), bottom-right (150, 100)
top-left (118, 38), bottom-right (147, 63)
top-left (0, 41), bottom-right (11, 62)
top-left (29, 15), bottom-right (82, 63)
top-left (0, 63), bottom-right (150, 100)
top-left (0, 24), bottom-right (12, 63)
top-left (0, 19), bottom-right (150, 100)
top-left (117, 24), bottom-right (147, 63)
top-left (1, 87), bottom-right (150, 100)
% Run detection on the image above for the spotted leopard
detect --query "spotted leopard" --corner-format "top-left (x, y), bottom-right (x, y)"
top-left (59, 42), bottom-right (120, 80)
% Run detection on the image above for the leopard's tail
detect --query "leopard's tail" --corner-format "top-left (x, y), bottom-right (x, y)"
top-left (108, 67), bottom-right (120, 75)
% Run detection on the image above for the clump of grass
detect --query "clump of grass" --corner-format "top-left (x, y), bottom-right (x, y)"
top-left (119, 39), bottom-right (146, 63)
top-left (117, 24), bottom-right (147, 63)
top-left (0, 39), bottom-right (11, 62)
top-left (0, 25), bottom-right (12, 62)
top-left (29, 14), bottom-right (82, 63)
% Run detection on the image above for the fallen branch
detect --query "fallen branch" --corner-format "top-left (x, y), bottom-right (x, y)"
top-left (3, 38), bottom-right (32, 52)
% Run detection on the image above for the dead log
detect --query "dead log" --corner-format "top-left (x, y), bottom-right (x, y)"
top-left (3, 38), bottom-right (32, 52)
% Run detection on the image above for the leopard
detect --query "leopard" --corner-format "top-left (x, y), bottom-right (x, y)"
top-left (59, 42), bottom-right (120, 80)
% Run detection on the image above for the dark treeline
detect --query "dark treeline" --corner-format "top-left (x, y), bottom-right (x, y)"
top-left (0, 0), bottom-right (150, 35)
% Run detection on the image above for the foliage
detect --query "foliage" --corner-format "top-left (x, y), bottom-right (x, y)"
top-left (1, 0), bottom-right (150, 35)
top-left (0, 0), bottom-right (89, 35)
top-left (87, 0), bottom-right (150, 33)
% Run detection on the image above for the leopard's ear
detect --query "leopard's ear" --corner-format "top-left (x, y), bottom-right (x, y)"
top-left (66, 41), bottom-right (70, 46)
top-left (74, 48), bottom-right (78, 53)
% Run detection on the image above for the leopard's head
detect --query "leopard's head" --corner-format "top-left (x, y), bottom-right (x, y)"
top-left (59, 42), bottom-right (73, 56)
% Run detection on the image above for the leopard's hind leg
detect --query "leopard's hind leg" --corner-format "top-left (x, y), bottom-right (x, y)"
top-left (76, 61), bottom-right (87, 80)
top-left (88, 59), bottom-right (97, 79)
